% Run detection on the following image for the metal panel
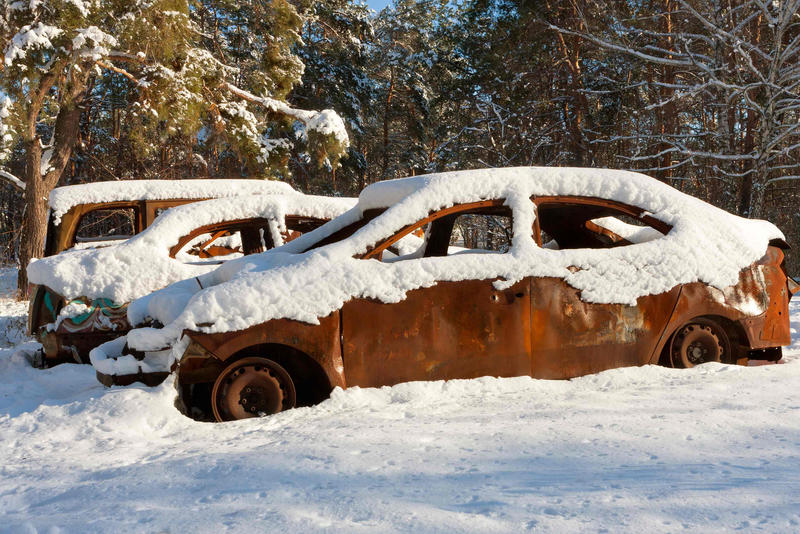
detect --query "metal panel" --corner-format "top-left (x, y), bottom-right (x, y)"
top-left (530, 276), bottom-right (681, 379)
top-left (341, 278), bottom-right (532, 387)
top-left (183, 312), bottom-right (346, 389)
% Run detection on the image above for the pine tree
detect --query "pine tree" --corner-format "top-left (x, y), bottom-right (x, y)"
top-left (290, 0), bottom-right (374, 193)
top-left (368, 0), bottom-right (458, 180)
top-left (0, 0), bottom-right (350, 293)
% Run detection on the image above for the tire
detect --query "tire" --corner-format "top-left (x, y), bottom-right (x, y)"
top-left (211, 357), bottom-right (297, 422)
top-left (669, 317), bottom-right (732, 368)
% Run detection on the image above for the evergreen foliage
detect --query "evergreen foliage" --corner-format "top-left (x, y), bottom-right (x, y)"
top-left (2, 0), bottom-right (800, 280)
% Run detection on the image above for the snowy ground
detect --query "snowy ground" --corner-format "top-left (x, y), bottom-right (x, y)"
top-left (1, 268), bottom-right (800, 533)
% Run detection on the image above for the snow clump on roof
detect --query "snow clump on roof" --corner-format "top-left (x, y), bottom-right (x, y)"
top-left (48, 178), bottom-right (296, 224)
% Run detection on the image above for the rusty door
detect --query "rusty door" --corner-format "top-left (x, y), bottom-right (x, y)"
top-left (529, 277), bottom-right (681, 379)
top-left (341, 277), bottom-right (532, 388)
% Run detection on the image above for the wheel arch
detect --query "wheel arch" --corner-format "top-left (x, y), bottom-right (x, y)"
top-left (176, 314), bottom-right (345, 418)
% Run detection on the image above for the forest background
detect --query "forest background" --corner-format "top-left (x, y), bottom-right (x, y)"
top-left (3, 0), bottom-right (800, 281)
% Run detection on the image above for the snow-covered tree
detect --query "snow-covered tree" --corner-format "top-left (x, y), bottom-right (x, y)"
top-left (551, 0), bottom-right (800, 218)
top-left (290, 0), bottom-right (374, 193)
top-left (0, 0), bottom-right (349, 293)
top-left (369, 0), bottom-right (458, 180)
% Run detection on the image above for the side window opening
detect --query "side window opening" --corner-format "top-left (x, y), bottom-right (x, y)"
top-left (281, 217), bottom-right (327, 245)
top-left (535, 200), bottom-right (668, 250)
top-left (303, 208), bottom-right (386, 253)
top-left (176, 229), bottom-right (245, 263)
top-left (381, 225), bottom-right (429, 262)
top-left (449, 212), bottom-right (512, 254)
top-left (170, 220), bottom-right (276, 264)
top-left (425, 206), bottom-right (512, 257)
top-left (367, 202), bottom-right (514, 262)
top-left (74, 207), bottom-right (138, 246)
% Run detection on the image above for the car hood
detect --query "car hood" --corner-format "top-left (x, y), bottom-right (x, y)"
top-left (27, 244), bottom-right (219, 305)
top-left (127, 249), bottom-right (301, 328)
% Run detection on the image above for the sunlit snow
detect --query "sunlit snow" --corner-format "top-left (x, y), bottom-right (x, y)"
top-left (1, 265), bottom-right (800, 532)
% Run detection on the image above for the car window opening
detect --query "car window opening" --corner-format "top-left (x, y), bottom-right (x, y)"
top-left (535, 200), bottom-right (668, 250)
top-left (303, 208), bottom-right (387, 253)
top-left (282, 217), bottom-right (327, 245)
top-left (425, 207), bottom-right (512, 258)
top-left (367, 202), bottom-right (514, 262)
top-left (449, 212), bottom-right (512, 254)
top-left (74, 207), bottom-right (138, 243)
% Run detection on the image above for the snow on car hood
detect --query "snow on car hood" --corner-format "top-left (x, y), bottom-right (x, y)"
top-left (119, 167), bottom-right (783, 362)
top-left (28, 193), bottom-right (356, 303)
top-left (48, 178), bottom-right (296, 225)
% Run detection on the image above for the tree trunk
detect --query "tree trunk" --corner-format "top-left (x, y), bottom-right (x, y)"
top-left (17, 141), bottom-right (45, 296)
top-left (737, 105), bottom-right (759, 217)
top-left (16, 82), bottom-right (87, 297)
top-left (381, 66), bottom-right (395, 179)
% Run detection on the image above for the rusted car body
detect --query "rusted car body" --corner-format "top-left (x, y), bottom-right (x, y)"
top-left (160, 182), bottom-right (797, 422)
top-left (29, 198), bottom-right (208, 351)
top-left (40, 178), bottom-right (294, 257)
top-left (29, 179), bottom-right (295, 344)
top-left (28, 183), bottom-right (350, 367)
top-left (31, 215), bottom-right (328, 367)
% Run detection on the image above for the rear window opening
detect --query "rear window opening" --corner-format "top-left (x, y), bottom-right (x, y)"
top-left (74, 208), bottom-right (138, 244)
top-left (535, 199), bottom-right (669, 250)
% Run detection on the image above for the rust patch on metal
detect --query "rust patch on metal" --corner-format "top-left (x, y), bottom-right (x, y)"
top-left (530, 277), bottom-right (680, 379)
top-left (341, 278), bottom-right (532, 388)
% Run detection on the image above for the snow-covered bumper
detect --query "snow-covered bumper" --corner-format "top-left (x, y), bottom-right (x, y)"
top-left (90, 336), bottom-right (172, 387)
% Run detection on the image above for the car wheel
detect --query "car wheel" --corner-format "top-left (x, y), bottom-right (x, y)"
top-left (211, 357), bottom-right (297, 422)
top-left (669, 318), bottom-right (731, 368)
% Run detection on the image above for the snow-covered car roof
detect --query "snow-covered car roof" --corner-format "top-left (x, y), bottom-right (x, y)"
top-left (48, 178), bottom-right (296, 224)
top-left (116, 167), bottom-right (783, 365)
top-left (29, 193), bottom-right (356, 303)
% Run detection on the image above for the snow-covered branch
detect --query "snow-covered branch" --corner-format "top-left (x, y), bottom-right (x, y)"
top-left (96, 60), bottom-right (144, 86)
top-left (224, 83), bottom-right (349, 148)
top-left (0, 169), bottom-right (24, 191)
top-left (547, 24), bottom-right (693, 67)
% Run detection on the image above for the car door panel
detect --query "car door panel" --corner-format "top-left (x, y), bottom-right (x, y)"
top-left (530, 276), bottom-right (681, 378)
top-left (341, 278), bottom-right (532, 388)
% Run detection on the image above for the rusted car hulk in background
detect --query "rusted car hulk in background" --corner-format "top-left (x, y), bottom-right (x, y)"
top-left (39, 179), bottom-right (295, 257)
top-left (164, 182), bottom-right (797, 422)
top-left (27, 179), bottom-right (311, 367)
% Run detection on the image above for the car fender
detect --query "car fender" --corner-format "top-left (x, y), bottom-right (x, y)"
top-left (648, 255), bottom-right (790, 363)
top-left (181, 311), bottom-right (345, 389)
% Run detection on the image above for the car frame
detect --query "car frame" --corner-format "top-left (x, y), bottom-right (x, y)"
top-left (40, 178), bottom-right (296, 257)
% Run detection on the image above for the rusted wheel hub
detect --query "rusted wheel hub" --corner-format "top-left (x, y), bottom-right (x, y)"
top-left (670, 319), bottom-right (727, 368)
top-left (211, 357), bottom-right (296, 422)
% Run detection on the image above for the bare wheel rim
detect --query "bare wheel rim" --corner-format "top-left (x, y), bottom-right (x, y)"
top-left (211, 357), bottom-right (296, 422)
top-left (670, 319), bottom-right (727, 368)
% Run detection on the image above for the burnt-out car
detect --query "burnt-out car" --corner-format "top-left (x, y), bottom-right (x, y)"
top-left (93, 167), bottom-right (798, 421)
top-left (40, 178), bottom-right (296, 257)
top-left (28, 178), bottom-right (295, 346)
top-left (27, 192), bottom-right (355, 368)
